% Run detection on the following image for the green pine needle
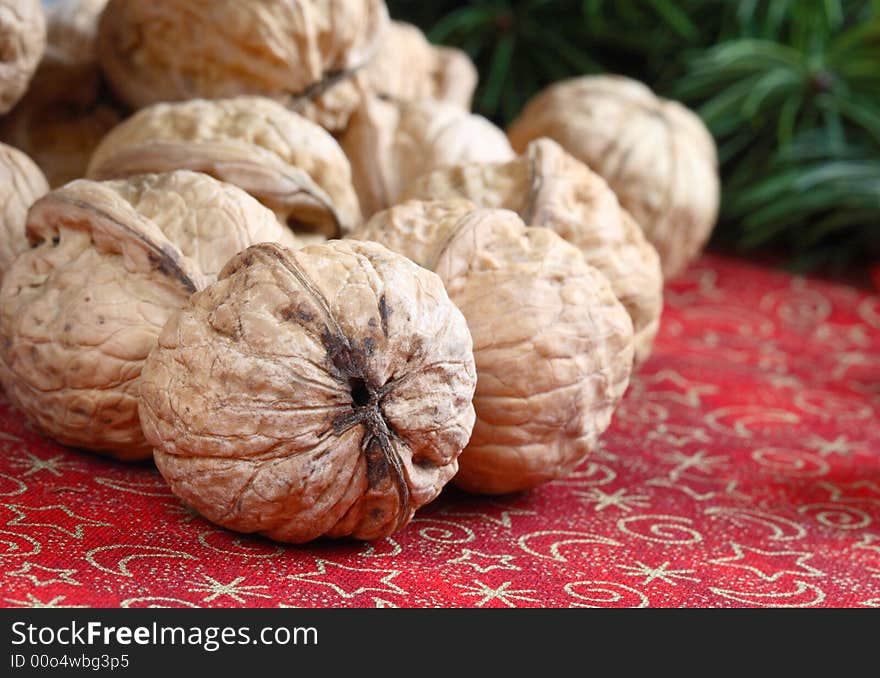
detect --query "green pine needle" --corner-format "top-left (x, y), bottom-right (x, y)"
top-left (387, 0), bottom-right (880, 272)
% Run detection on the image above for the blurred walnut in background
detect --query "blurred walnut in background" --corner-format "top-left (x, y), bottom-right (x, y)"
top-left (0, 142), bottom-right (48, 278)
top-left (0, 0), bottom-right (46, 114)
top-left (299, 19), bottom-right (478, 133)
top-left (0, 0), bottom-right (121, 187)
top-left (509, 75), bottom-right (720, 279)
top-left (404, 138), bottom-right (663, 365)
top-left (340, 97), bottom-right (514, 218)
top-left (359, 21), bottom-right (476, 109)
top-left (93, 1), bottom-right (481, 135)
top-left (96, 0), bottom-right (388, 125)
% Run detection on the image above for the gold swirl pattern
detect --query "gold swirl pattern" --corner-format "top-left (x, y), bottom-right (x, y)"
top-left (616, 515), bottom-right (703, 545)
top-left (0, 253), bottom-right (876, 607)
top-left (564, 581), bottom-right (649, 608)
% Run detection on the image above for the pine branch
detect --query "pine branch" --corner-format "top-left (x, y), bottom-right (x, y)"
top-left (386, 0), bottom-right (880, 271)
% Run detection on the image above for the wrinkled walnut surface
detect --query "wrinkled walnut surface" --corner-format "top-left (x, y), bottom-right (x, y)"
top-left (0, 0), bottom-right (46, 114)
top-left (0, 142), bottom-right (49, 277)
top-left (341, 97), bottom-right (515, 218)
top-left (0, 171), bottom-right (297, 460)
top-left (404, 138), bottom-right (662, 365)
top-left (97, 0), bottom-right (388, 111)
top-left (139, 240), bottom-right (477, 542)
top-left (0, 0), bottom-right (120, 187)
top-left (87, 97), bottom-right (362, 237)
top-left (353, 204), bottom-right (634, 494)
top-left (508, 75), bottom-right (720, 279)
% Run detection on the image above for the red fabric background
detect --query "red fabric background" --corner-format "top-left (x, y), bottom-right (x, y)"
top-left (0, 253), bottom-right (878, 608)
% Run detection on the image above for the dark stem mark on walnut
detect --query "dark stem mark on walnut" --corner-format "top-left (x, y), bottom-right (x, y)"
top-left (97, 144), bottom-right (346, 238)
top-left (327, 332), bottom-right (410, 532)
top-left (378, 294), bottom-right (390, 338)
top-left (34, 195), bottom-right (198, 295)
top-left (287, 68), bottom-right (351, 111)
top-left (266, 244), bottom-right (410, 528)
top-left (349, 377), bottom-right (370, 407)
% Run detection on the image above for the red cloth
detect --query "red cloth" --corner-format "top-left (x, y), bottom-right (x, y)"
top-left (0, 254), bottom-right (878, 608)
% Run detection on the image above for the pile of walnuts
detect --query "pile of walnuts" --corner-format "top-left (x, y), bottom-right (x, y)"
top-left (0, 0), bottom-right (720, 543)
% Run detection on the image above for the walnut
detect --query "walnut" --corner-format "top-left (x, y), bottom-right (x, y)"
top-left (360, 21), bottom-right (477, 109)
top-left (0, 142), bottom-right (48, 278)
top-left (45, 0), bottom-right (107, 65)
top-left (0, 171), bottom-right (298, 460)
top-left (340, 97), bottom-right (515, 218)
top-left (87, 97), bottom-right (361, 237)
top-left (96, 0), bottom-right (388, 112)
top-left (138, 240), bottom-right (477, 542)
top-left (0, 0), bottom-right (121, 187)
top-left (508, 75), bottom-right (721, 279)
top-left (0, 0), bottom-right (46, 114)
top-left (287, 20), bottom-right (477, 134)
top-left (403, 138), bottom-right (662, 365)
top-left (294, 76), bottom-right (368, 135)
top-left (297, 19), bottom-right (477, 134)
top-left (353, 203), bottom-right (634, 494)
top-left (0, 100), bottom-right (120, 190)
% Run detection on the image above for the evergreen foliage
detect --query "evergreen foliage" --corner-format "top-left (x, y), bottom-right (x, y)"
top-left (387, 1), bottom-right (880, 270)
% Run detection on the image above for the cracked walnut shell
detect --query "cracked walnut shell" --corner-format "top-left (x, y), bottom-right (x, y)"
top-left (340, 96), bottom-right (514, 218)
top-left (138, 240), bottom-right (477, 542)
top-left (0, 143), bottom-right (48, 279)
top-left (404, 137), bottom-right (662, 365)
top-left (353, 203), bottom-right (634, 494)
top-left (0, 170), bottom-right (298, 460)
top-left (96, 0), bottom-right (388, 111)
top-left (87, 97), bottom-right (361, 238)
top-left (508, 75), bottom-right (720, 279)
top-left (0, 0), bottom-right (46, 114)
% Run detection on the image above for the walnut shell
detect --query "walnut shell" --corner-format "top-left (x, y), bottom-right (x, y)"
top-left (353, 203), bottom-right (634, 494)
top-left (96, 0), bottom-right (388, 111)
top-left (295, 19), bottom-right (477, 134)
top-left (340, 97), bottom-right (515, 218)
top-left (45, 0), bottom-right (107, 64)
top-left (0, 0), bottom-right (121, 188)
top-left (0, 98), bottom-right (121, 190)
top-left (138, 240), bottom-right (477, 542)
top-left (87, 97), bottom-right (361, 238)
top-left (0, 171), bottom-right (298, 460)
top-left (403, 138), bottom-right (662, 365)
top-left (0, 143), bottom-right (49, 278)
top-left (294, 76), bottom-right (368, 135)
top-left (0, 0), bottom-right (46, 114)
top-left (290, 21), bottom-right (477, 135)
top-left (361, 21), bottom-right (476, 109)
top-left (508, 75), bottom-right (720, 279)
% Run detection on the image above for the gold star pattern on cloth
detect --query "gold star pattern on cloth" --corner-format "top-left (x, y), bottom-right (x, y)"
top-left (0, 254), bottom-right (877, 607)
